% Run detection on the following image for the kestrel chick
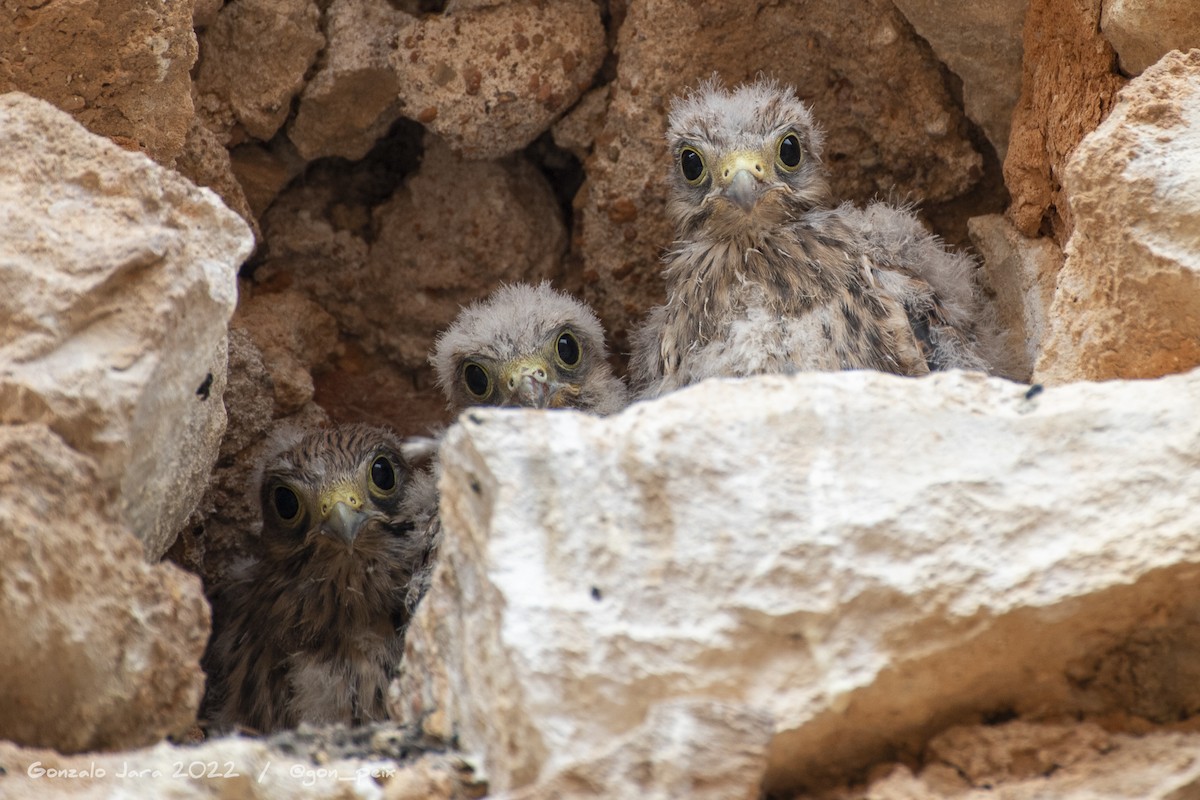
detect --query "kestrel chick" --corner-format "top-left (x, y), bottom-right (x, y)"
top-left (432, 282), bottom-right (628, 416)
top-left (203, 424), bottom-right (425, 734)
top-left (631, 77), bottom-right (1001, 398)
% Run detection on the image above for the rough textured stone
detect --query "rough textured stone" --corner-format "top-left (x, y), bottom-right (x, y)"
top-left (0, 0), bottom-right (197, 165)
top-left (891, 0), bottom-right (1028, 161)
top-left (573, 0), bottom-right (983, 357)
top-left (398, 367), bottom-right (1200, 795)
top-left (1035, 49), bottom-right (1200, 383)
top-left (229, 140), bottom-right (307, 220)
top-left (289, 0), bottom-right (408, 162)
top-left (258, 136), bottom-right (566, 370)
top-left (508, 701), bottom-right (775, 800)
top-left (0, 93), bottom-right (252, 560)
top-left (195, 0), bottom-right (225, 29)
top-left (391, 0), bottom-right (606, 158)
top-left (551, 85), bottom-right (611, 162)
top-left (1003, 0), bottom-right (1126, 241)
top-left (234, 289), bottom-right (341, 416)
top-left (174, 116), bottom-right (260, 241)
top-left (0, 424), bottom-right (209, 752)
top-left (194, 0), bottom-right (325, 143)
top-left (0, 733), bottom-right (474, 798)
top-left (808, 727), bottom-right (1200, 799)
top-left (968, 214), bottom-right (1062, 381)
top-left (1102, 0), bottom-right (1200, 76)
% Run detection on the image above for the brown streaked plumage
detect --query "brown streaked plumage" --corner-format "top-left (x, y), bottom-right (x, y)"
top-left (631, 77), bottom-right (1002, 398)
top-left (202, 424), bottom-right (427, 734)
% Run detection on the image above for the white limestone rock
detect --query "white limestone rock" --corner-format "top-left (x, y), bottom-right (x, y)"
top-left (1035, 49), bottom-right (1200, 383)
top-left (398, 367), bottom-right (1200, 795)
top-left (0, 92), bottom-right (253, 560)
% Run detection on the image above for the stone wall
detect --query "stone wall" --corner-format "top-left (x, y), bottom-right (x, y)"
top-left (1, 0), bottom-right (1198, 797)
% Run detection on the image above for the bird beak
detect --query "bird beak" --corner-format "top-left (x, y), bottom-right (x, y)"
top-left (716, 151), bottom-right (766, 212)
top-left (503, 356), bottom-right (555, 408)
top-left (319, 486), bottom-right (366, 546)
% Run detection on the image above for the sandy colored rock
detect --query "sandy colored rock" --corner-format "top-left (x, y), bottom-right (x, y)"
top-left (1003, 0), bottom-right (1126, 241)
top-left (891, 0), bottom-right (1028, 161)
top-left (0, 732), bottom-right (473, 799)
top-left (1035, 49), bottom-right (1200, 383)
top-left (195, 0), bottom-right (225, 29)
top-left (0, 0), bottom-right (197, 165)
top-left (234, 290), bottom-right (341, 416)
top-left (0, 93), bottom-right (252, 560)
top-left (573, 0), bottom-right (982, 356)
top-left (174, 116), bottom-right (260, 241)
top-left (0, 424), bottom-right (209, 752)
top-left (391, 0), bottom-right (605, 158)
top-left (968, 214), bottom-right (1062, 381)
top-left (258, 136), bottom-right (566, 370)
top-left (289, 0), bottom-right (408, 162)
top-left (194, 0), bottom-right (325, 143)
top-left (551, 85), bottom-right (611, 162)
top-left (810, 727), bottom-right (1200, 798)
top-left (1102, 0), bottom-right (1200, 76)
top-left (229, 140), bottom-right (307, 220)
top-left (398, 367), bottom-right (1200, 795)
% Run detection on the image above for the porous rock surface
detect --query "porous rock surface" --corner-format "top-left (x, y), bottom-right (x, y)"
top-left (1003, 0), bottom-right (1126, 241)
top-left (0, 93), bottom-right (253, 561)
top-left (398, 367), bottom-right (1200, 796)
top-left (390, 0), bottom-right (606, 159)
top-left (0, 0), bottom-right (197, 165)
top-left (1035, 49), bottom-right (1200, 383)
top-left (0, 424), bottom-right (209, 753)
top-left (257, 137), bottom-right (566, 371)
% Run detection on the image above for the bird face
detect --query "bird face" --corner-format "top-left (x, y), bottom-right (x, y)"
top-left (433, 282), bottom-right (628, 416)
top-left (259, 426), bottom-right (412, 556)
top-left (666, 78), bottom-right (831, 238)
top-left (457, 326), bottom-right (586, 409)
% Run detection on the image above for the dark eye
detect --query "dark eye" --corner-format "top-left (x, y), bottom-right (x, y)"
top-left (556, 330), bottom-right (581, 367)
top-left (777, 133), bottom-right (802, 170)
top-left (679, 147), bottom-right (705, 184)
top-left (370, 456), bottom-right (396, 492)
top-left (463, 362), bottom-right (490, 398)
top-left (272, 486), bottom-right (301, 523)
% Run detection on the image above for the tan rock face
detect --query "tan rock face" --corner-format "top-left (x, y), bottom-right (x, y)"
top-left (289, 0), bottom-right (408, 162)
top-left (391, 0), bottom-right (606, 158)
top-left (194, 0), bottom-right (325, 143)
top-left (573, 0), bottom-right (983, 354)
top-left (1035, 49), bottom-right (1200, 383)
top-left (0, 93), bottom-right (253, 561)
top-left (0, 425), bottom-right (209, 752)
top-left (0, 0), bottom-right (197, 165)
top-left (258, 137), bottom-right (566, 372)
top-left (891, 0), bottom-right (1029, 162)
top-left (398, 368), bottom-right (1200, 795)
top-left (1003, 0), bottom-right (1126, 241)
top-left (1102, 0), bottom-right (1200, 76)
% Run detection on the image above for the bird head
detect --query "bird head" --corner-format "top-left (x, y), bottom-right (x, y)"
top-left (665, 77), bottom-right (831, 240)
top-left (257, 425), bottom-right (414, 558)
top-left (433, 282), bottom-right (628, 415)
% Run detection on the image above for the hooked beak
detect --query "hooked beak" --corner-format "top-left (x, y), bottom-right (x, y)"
top-left (504, 356), bottom-right (554, 409)
top-left (319, 486), bottom-right (366, 545)
top-left (716, 152), bottom-right (767, 212)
